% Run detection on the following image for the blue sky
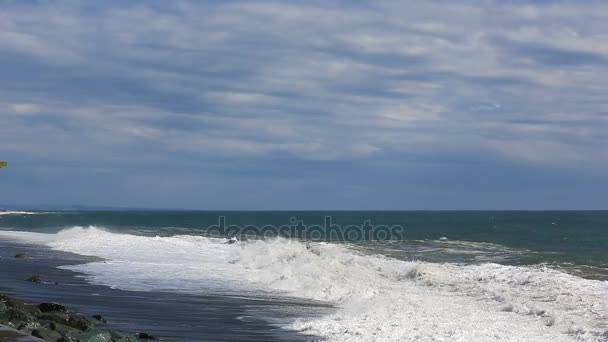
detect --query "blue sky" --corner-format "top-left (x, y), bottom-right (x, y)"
top-left (1, 0), bottom-right (607, 210)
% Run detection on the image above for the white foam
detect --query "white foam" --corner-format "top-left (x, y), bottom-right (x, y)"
top-left (0, 227), bottom-right (606, 341)
top-left (294, 262), bottom-right (608, 342)
top-left (0, 211), bottom-right (39, 215)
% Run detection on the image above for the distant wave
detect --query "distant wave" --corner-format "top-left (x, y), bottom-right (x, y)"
top-left (0, 227), bottom-right (606, 341)
top-left (0, 211), bottom-right (39, 215)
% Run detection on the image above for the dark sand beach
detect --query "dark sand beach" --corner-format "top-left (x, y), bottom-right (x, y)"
top-left (0, 238), bottom-right (329, 341)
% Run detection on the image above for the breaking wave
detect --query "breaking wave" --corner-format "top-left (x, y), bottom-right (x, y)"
top-left (0, 211), bottom-right (40, 216)
top-left (0, 226), bottom-right (606, 341)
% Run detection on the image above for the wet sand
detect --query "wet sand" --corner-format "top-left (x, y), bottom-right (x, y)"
top-left (0, 239), bottom-right (329, 341)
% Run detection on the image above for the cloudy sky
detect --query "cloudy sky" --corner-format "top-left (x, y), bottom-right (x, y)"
top-left (1, 0), bottom-right (607, 209)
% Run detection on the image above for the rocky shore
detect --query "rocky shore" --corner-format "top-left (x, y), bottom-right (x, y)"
top-left (0, 293), bottom-right (160, 342)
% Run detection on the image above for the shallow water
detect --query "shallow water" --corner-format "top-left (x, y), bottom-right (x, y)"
top-left (0, 239), bottom-right (329, 341)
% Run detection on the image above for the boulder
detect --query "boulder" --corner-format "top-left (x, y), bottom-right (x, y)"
top-left (32, 327), bottom-right (63, 342)
top-left (16, 320), bottom-right (41, 334)
top-left (26, 275), bottom-right (43, 283)
top-left (38, 302), bottom-right (69, 313)
top-left (66, 314), bottom-right (98, 331)
top-left (57, 337), bottom-right (79, 342)
top-left (79, 329), bottom-right (113, 342)
top-left (0, 307), bottom-right (37, 325)
top-left (0, 294), bottom-right (142, 342)
top-left (39, 312), bottom-right (70, 325)
top-left (0, 301), bottom-right (8, 313)
top-left (92, 314), bottom-right (107, 323)
top-left (0, 295), bottom-right (41, 316)
top-left (46, 321), bottom-right (81, 336)
top-left (137, 332), bottom-right (158, 340)
top-left (109, 330), bottom-right (140, 342)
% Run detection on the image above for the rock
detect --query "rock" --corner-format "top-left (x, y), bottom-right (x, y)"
top-left (137, 332), bottom-right (158, 340)
top-left (58, 327), bottom-right (88, 342)
top-left (38, 302), bottom-right (69, 313)
top-left (66, 314), bottom-right (98, 331)
top-left (45, 320), bottom-right (81, 336)
top-left (0, 295), bottom-right (41, 324)
top-left (32, 327), bottom-right (63, 342)
top-left (57, 337), bottom-right (79, 342)
top-left (0, 307), bottom-right (37, 325)
top-left (16, 320), bottom-right (41, 334)
top-left (26, 275), bottom-right (43, 283)
top-left (0, 294), bottom-right (141, 342)
top-left (39, 312), bottom-right (70, 325)
top-left (79, 329), bottom-right (112, 342)
top-left (14, 253), bottom-right (29, 259)
top-left (109, 330), bottom-right (138, 342)
top-left (92, 314), bottom-right (107, 323)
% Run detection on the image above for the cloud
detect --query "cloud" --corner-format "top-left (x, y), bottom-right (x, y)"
top-left (1, 0), bottom-right (607, 208)
top-left (10, 103), bottom-right (38, 114)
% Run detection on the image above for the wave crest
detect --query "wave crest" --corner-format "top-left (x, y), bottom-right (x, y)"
top-left (0, 226), bottom-right (606, 341)
top-left (0, 211), bottom-right (39, 215)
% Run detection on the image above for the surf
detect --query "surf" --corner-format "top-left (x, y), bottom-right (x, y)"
top-left (0, 226), bottom-right (606, 341)
top-left (0, 211), bottom-right (39, 215)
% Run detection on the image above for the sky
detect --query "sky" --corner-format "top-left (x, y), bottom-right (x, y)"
top-left (1, 0), bottom-right (607, 210)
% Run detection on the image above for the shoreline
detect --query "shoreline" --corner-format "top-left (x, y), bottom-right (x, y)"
top-left (0, 238), bottom-right (328, 342)
top-left (0, 293), bottom-right (151, 341)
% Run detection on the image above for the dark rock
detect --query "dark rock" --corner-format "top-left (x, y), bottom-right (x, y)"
top-left (57, 337), bottom-right (78, 342)
top-left (66, 314), bottom-right (97, 331)
top-left (109, 330), bottom-right (139, 342)
top-left (14, 253), bottom-right (29, 259)
top-left (42, 320), bottom-right (81, 337)
top-left (109, 330), bottom-right (126, 340)
top-left (115, 336), bottom-right (139, 342)
top-left (39, 312), bottom-right (70, 325)
top-left (92, 314), bottom-right (107, 323)
top-left (38, 302), bottom-right (69, 313)
top-left (0, 294), bottom-right (141, 342)
top-left (55, 324), bottom-right (80, 336)
top-left (32, 327), bottom-right (63, 342)
top-left (16, 320), bottom-right (41, 334)
top-left (137, 332), bottom-right (158, 340)
top-left (0, 307), bottom-right (36, 324)
top-left (0, 296), bottom-right (41, 322)
top-left (79, 329), bottom-right (112, 342)
top-left (26, 275), bottom-right (43, 283)
top-left (1, 294), bottom-right (15, 304)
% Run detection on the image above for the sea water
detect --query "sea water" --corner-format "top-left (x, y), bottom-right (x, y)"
top-left (1, 211), bottom-right (607, 341)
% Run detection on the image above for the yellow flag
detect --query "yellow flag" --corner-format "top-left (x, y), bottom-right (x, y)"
top-left (0, 161), bottom-right (7, 168)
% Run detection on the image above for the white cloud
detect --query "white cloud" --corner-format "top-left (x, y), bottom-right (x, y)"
top-left (11, 103), bottom-right (38, 114)
top-left (205, 91), bottom-right (277, 104)
top-left (0, 0), bottom-right (607, 168)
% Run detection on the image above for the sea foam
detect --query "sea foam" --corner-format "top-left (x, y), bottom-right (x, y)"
top-left (0, 211), bottom-right (39, 215)
top-left (0, 226), bottom-right (606, 341)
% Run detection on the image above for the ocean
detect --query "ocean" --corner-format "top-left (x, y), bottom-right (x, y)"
top-left (1, 210), bottom-right (607, 341)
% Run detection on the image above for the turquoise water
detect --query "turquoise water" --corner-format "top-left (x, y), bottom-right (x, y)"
top-left (2, 210), bottom-right (607, 278)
